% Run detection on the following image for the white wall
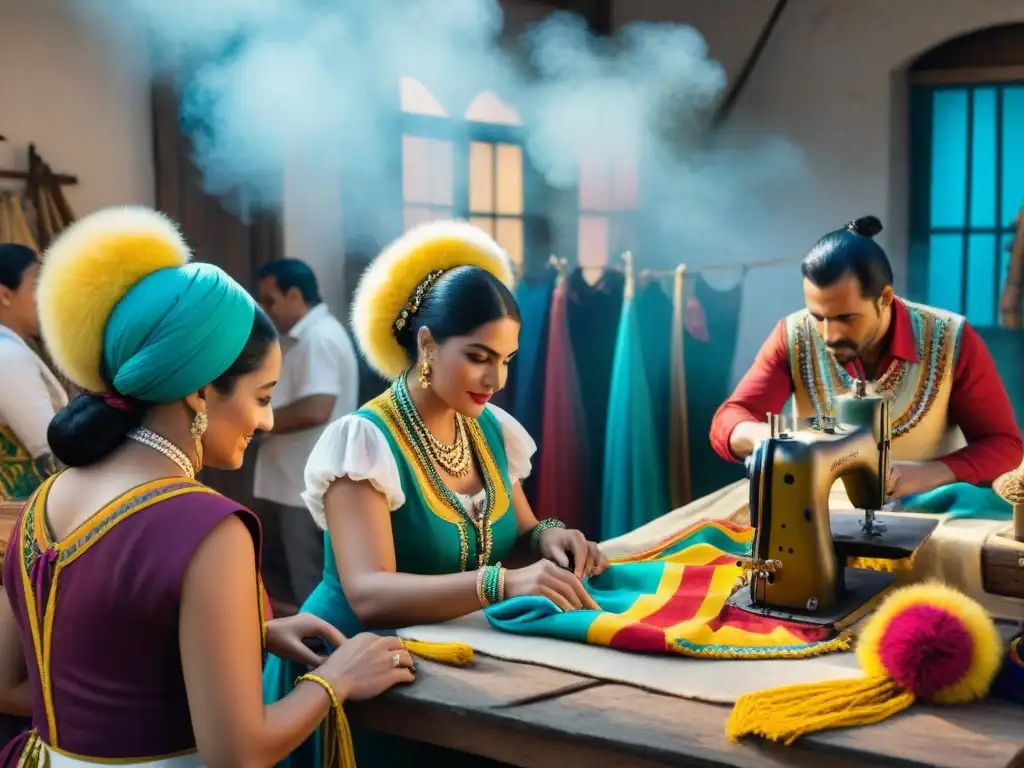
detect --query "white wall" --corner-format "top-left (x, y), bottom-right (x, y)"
top-left (613, 0), bottom-right (1024, 386)
top-left (0, 0), bottom-right (154, 217)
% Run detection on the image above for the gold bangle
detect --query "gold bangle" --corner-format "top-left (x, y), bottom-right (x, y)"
top-left (296, 673), bottom-right (356, 768)
top-left (497, 567), bottom-right (507, 602)
top-left (476, 568), bottom-right (490, 608)
top-left (296, 672), bottom-right (340, 709)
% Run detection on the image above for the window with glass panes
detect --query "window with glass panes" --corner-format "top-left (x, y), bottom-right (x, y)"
top-left (399, 77), bottom-right (526, 266)
top-left (909, 84), bottom-right (1024, 326)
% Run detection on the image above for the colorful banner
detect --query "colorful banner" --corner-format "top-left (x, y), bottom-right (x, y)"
top-left (486, 520), bottom-right (849, 659)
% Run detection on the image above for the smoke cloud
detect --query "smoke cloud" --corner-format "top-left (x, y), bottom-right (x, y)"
top-left (67, 0), bottom-right (812, 267)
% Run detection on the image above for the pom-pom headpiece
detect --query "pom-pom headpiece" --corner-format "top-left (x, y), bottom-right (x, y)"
top-left (727, 582), bottom-right (1004, 745)
top-left (351, 220), bottom-right (514, 380)
top-left (37, 207), bottom-right (191, 394)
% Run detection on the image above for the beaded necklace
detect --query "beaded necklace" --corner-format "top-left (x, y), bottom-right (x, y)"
top-left (127, 426), bottom-right (195, 479)
top-left (390, 376), bottom-right (495, 570)
top-left (402, 394), bottom-right (471, 477)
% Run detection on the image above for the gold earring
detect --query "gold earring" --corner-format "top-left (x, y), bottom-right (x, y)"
top-left (190, 410), bottom-right (208, 473)
top-left (419, 359), bottom-right (431, 389)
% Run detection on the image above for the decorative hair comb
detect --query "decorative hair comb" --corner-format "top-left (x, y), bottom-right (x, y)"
top-left (393, 268), bottom-right (447, 337)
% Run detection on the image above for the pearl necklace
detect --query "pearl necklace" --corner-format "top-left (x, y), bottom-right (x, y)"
top-left (127, 426), bottom-right (196, 479)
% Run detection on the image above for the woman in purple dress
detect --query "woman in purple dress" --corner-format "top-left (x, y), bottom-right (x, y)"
top-left (0, 207), bottom-right (416, 766)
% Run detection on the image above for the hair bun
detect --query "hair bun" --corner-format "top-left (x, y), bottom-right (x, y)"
top-left (847, 216), bottom-right (883, 238)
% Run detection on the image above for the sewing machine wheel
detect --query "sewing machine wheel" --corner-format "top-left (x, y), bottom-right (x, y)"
top-left (830, 511), bottom-right (939, 560)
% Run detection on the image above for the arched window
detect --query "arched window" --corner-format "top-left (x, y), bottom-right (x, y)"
top-left (400, 78), bottom-right (526, 265)
top-left (399, 76), bottom-right (449, 117)
top-left (399, 78), bottom-right (455, 230)
top-left (464, 91), bottom-right (524, 125)
top-left (908, 24), bottom-right (1024, 327)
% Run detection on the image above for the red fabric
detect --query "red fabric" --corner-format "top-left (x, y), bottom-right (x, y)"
top-left (537, 279), bottom-right (587, 531)
top-left (710, 298), bottom-right (1023, 486)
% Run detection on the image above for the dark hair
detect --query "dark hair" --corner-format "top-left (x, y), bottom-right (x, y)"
top-left (394, 266), bottom-right (521, 359)
top-left (800, 215), bottom-right (893, 299)
top-left (47, 307), bottom-right (278, 468)
top-left (255, 258), bottom-right (321, 306)
top-left (0, 244), bottom-right (39, 290)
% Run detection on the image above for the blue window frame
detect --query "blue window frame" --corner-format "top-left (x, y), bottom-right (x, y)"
top-left (909, 84), bottom-right (1024, 326)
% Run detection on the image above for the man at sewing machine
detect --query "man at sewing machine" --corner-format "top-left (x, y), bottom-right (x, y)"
top-left (710, 215), bottom-right (1023, 499)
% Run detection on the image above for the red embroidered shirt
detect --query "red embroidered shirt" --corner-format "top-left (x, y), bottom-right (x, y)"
top-left (710, 298), bottom-right (1023, 486)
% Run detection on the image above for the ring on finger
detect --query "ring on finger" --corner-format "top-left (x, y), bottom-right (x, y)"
top-left (392, 652), bottom-right (402, 668)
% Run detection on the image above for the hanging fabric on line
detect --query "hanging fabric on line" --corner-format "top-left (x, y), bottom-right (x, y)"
top-left (601, 259), bottom-right (669, 540)
top-left (536, 266), bottom-right (588, 533)
top-left (685, 273), bottom-right (746, 499)
top-left (510, 265), bottom-right (557, 505)
top-left (668, 267), bottom-right (693, 509)
top-left (566, 267), bottom-right (625, 538)
top-left (483, 519), bottom-right (849, 658)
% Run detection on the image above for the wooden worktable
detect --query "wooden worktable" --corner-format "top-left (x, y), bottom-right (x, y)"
top-left (349, 652), bottom-right (1024, 768)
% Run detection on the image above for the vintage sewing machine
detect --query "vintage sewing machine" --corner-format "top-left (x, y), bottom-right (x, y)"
top-left (726, 381), bottom-right (940, 629)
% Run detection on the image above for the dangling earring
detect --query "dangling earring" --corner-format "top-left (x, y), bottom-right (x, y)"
top-left (418, 359), bottom-right (432, 389)
top-left (190, 410), bottom-right (208, 473)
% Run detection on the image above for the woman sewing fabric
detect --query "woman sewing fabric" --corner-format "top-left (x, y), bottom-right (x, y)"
top-left (0, 207), bottom-right (415, 767)
top-left (263, 220), bottom-right (608, 765)
top-left (0, 244), bottom-right (68, 502)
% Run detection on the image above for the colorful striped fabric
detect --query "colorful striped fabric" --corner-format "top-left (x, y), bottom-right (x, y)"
top-left (485, 520), bottom-right (850, 659)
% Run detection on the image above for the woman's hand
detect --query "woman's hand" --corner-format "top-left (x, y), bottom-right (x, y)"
top-left (537, 527), bottom-right (609, 580)
top-left (503, 559), bottom-right (600, 612)
top-left (316, 633), bottom-right (416, 702)
top-left (266, 613), bottom-right (345, 667)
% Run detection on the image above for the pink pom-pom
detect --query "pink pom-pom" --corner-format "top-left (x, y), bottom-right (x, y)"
top-left (878, 604), bottom-right (974, 699)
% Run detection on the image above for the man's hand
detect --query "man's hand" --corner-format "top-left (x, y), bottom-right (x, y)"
top-left (887, 460), bottom-right (956, 499)
top-left (728, 422), bottom-right (773, 460)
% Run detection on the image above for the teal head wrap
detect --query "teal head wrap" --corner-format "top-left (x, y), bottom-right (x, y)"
top-left (102, 263), bottom-right (257, 403)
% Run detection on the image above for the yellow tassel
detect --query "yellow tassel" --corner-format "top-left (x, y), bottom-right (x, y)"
top-left (320, 697), bottom-right (357, 768)
top-left (726, 675), bottom-right (915, 745)
top-left (401, 638), bottom-right (474, 665)
top-left (16, 731), bottom-right (46, 768)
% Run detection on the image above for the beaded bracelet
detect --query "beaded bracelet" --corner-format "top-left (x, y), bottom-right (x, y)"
top-left (530, 518), bottom-right (566, 554)
top-left (476, 563), bottom-right (506, 607)
top-left (296, 672), bottom-right (356, 768)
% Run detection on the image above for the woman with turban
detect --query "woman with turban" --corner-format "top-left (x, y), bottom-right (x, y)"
top-left (0, 207), bottom-right (415, 767)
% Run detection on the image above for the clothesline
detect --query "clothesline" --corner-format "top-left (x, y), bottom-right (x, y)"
top-left (632, 253), bottom-right (804, 280)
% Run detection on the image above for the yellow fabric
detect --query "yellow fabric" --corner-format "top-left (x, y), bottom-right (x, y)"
top-left (785, 300), bottom-right (964, 461)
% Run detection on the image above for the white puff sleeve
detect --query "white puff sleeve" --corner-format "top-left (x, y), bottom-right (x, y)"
top-left (486, 404), bottom-right (537, 484)
top-left (301, 414), bottom-right (406, 530)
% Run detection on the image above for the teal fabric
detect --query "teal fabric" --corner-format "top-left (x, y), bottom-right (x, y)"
top-left (601, 291), bottom-right (669, 539)
top-left (103, 263), bottom-right (256, 402)
top-left (262, 404), bottom-right (520, 766)
top-left (898, 482), bottom-right (1013, 520)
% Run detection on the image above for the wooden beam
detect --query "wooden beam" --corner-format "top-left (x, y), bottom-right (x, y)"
top-left (908, 65), bottom-right (1024, 85)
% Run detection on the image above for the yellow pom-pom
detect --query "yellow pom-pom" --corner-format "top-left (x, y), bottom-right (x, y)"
top-left (351, 220), bottom-right (514, 380)
top-left (855, 580), bottom-right (1002, 704)
top-left (37, 207), bottom-right (191, 393)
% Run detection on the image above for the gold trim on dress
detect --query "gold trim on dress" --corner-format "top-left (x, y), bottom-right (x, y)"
top-left (363, 393), bottom-right (511, 571)
top-left (18, 474), bottom-right (264, 750)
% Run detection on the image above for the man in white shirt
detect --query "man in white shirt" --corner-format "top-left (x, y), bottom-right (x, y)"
top-left (254, 258), bottom-right (358, 604)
